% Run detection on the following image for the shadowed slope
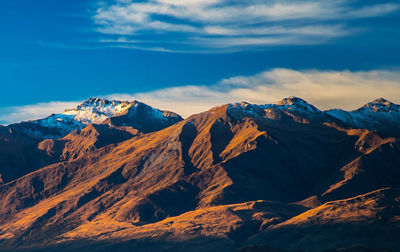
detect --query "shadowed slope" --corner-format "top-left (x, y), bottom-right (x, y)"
top-left (0, 126), bottom-right (59, 183)
top-left (0, 98), bottom-right (400, 251)
top-left (246, 188), bottom-right (400, 251)
top-left (52, 124), bottom-right (137, 161)
top-left (0, 100), bottom-right (183, 183)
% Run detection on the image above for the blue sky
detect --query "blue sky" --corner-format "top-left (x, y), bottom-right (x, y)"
top-left (1, 0), bottom-right (400, 123)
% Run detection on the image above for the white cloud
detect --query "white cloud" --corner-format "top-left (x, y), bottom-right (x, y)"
top-left (0, 101), bottom-right (80, 125)
top-left (203, 25), bottom-right (346, 37)
top-left (2, 69), bottom-right (400, 124)
top-left (92, 0), bottom-right (400, 51)
top-left (155, 0), bottom-right (220, 7)
top-left (109, 68), bottom-right (400, 118)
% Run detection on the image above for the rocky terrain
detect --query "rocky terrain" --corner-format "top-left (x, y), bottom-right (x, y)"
top-left (0, 97), bottom-right (399, 252)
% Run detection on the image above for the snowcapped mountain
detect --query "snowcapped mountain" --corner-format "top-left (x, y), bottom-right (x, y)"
top-left (9, 98), bottom-right (183, 139)
top-left (63, 98), bottom-right (135, 124)
top-left (326, 98), bottom-right (400, 136)
top-left (228, 96), bottom-right (318, 114)
top-left (227, 96), bottom-right (400, 135)
top-left (2, 96), bottom-right (400, 252)
top-left (274, 96), bottom-right (320, 112)
top-left (227, 96), bottom-right (336, 124)
top-left (6, 96), bottom-right (400, 139)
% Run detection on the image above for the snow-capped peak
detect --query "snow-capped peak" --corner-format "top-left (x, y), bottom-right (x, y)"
top-left (80, 97), bottom-right (132, 109)
top-left (276, 96), bottom-right (308, 106)
top-left (274, 96), bottom-right (320, 113)
top-left (227, 97), bottom-right (323, 122)
top-left (61, 97), bottom-right (184, 126)
top-left (12, 98), bottom-right (182, 139)
top-left (326, 98), bottom-right (400, 135)
top-left (357, 98), bottom-right (400, 113)
top-left (63, 98), bottom-right (136, 124)
top-left (229, 97), bottom-right (319, 112)
top-left (227, 101), bottom-right (265, 116)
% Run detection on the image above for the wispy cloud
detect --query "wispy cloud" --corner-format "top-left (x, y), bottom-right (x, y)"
top-left (1, 68), bottom-right (400, 123)
top-left (92, 0), bottom-right (400, 52)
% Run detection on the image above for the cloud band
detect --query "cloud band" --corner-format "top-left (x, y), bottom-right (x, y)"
top-left (2, 68), bottom-right (400, 124)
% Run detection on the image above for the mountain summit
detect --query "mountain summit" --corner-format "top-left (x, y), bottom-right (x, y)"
top-left (275, 96), bottom-right (316, 109)
top-left (326, 98), bottom-right (400, 136)
top-left (358, 97), bottom-right (400, 113)
top-left (63, 97), bottom-right (137, 124)
top-left (0, 97), bottom-right (399, 252)
top-left (9, 98), bottom-right (183, 139)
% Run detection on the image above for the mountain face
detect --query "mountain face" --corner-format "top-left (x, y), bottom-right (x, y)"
top-left (0, 98), bottom-right (182, 184)
top-left (39, 124), bottom-right (138, 161)
top-left (0, 126), bottom-right (58, 184)
top-left (8, 98), bottom-right (183, 139)
top-left (245, 188), bottom-right (400, 251)
top-left (326, 98), bottom-right (400, 137)
top-left (0, 97), bottom-right (399, 252)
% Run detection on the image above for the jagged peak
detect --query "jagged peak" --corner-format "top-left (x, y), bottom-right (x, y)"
top-left (274, 96), bottom-right (321, 114)
top-left (368, 98), bottom-right (395, 107)
top-left (358, 98), bottom-right (399, 113)
top-left (230, 97), bottom-right (314, 109)
top-left (225, 97), bottom-right (324, 123)
top-left (227, 97), bottom-right (321, 113)
top-left (372, 97), bottom-right (391, 104)
top-left (276, 96), bottom-right (311, 106)
top-left (12, 97), bottom-right (183, 139)
top-left (64, 97), bottom-right (139, 113)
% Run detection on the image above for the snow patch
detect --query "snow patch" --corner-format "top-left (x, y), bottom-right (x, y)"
top-left (17, 97), bottom-right (181, 139)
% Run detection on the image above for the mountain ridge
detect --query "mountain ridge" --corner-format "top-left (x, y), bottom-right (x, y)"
top-left (7, 97), bottom-right (183, 139)
top-left (4, 96), bottom-right (400, 136)
top-left (0, 96), bottom-right (399, 252)
top-left (0, 99), bottom-right (182, 184)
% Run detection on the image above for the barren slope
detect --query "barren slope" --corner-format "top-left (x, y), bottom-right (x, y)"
top-left (0, 98), bottom-right (399, 251)
top-left (245, 188), bottom-right (400, 251)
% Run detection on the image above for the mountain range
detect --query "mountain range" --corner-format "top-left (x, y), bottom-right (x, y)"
top-left (0, 96), bottom-right (399, 252)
